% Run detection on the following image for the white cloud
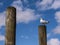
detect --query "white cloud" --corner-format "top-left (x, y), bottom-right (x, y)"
top-left (47, 38), bottom-right (60, 45)
top-left (53, 11), bottom-right (60, 34)
top-left (0, 2), bottom-right (3, 6)
top-left (55, 11), bottom-right (60, 23)
top-left (0, 12), bottom-right (5, 29)
top-left (0, 35), bottom-right (5, 41)
top-left (20, 35), bottom-right (29, 39)
top-left (20, 35), bottom-right (24, 38)
top-left (51, 0), bottom-right (60, 9)
top-left (36, 0), bottom-right (60, 10)
top-left (47, 33), bottom-right (51, 38)
top-left (11, 0), bottom-right (40, 23)
top-left (17, 9), bottom-right (40, 23)
top-left (23, 0), bottom-right (28, 3)
top-left (53, 25), bottom-right (60, 34)
top-left (25, 36), bottom-right (29, 39)
top-left (36, 0), bottom-right (53, 10)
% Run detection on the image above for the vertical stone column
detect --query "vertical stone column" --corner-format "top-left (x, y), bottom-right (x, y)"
top-left (38, 25), bottom-right (47, 45)
top-left (5, 7), bottom-right (16, 45)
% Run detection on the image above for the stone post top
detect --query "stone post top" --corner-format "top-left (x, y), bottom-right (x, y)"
top-left (7, 6), bottom-right (16, 9)
top-left (38, 25), bottom-right (46, 27)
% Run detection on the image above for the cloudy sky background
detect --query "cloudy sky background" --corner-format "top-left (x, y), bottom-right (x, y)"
top-left (0, 0), bottom-right (60, 45)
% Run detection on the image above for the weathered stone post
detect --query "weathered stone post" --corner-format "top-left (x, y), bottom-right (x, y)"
top-left (38, 25), bottom-right (47, 45)
top-left (5, 7), bottom-right (16, 45)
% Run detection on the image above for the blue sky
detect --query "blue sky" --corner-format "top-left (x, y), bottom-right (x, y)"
top-left (0, 0), bottom-right (60, 45)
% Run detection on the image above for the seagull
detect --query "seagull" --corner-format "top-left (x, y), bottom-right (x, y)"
top-left (40, 18), bottom-right (49, 24)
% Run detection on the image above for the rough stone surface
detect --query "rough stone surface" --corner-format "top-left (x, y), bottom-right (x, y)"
top-left (38, 25), bottom-right (47, 45)
top-left (5, 7), bottom-right (16, 45)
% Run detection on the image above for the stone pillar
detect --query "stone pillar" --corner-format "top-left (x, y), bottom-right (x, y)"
top-left (38, 25), bottom-right (47, 45)
top-left (5, 7), bottom-right (16, 45)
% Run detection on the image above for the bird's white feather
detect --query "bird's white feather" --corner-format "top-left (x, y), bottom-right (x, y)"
top-left (40, 18), bottom-right (49, 24)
